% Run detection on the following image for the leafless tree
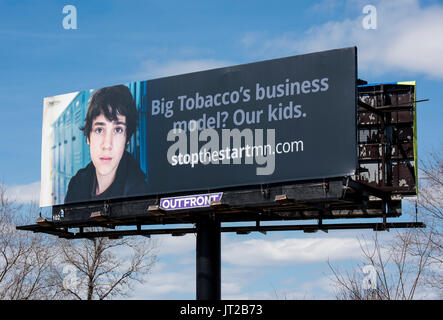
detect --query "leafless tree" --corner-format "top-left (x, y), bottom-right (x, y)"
top-left (418, 150), bottom-right (443, 221)
top-left (329, 148), bottom-right (443, 300)
top-left (0, 183), bottom-right (62, 299)
top-left (52, 232), bottom-right (158, 300)
top-left (328, 228), bottom-right (436, 300)
top-left (1, 183), bottom-right (158, 300)
top-left (416, 149), bottom-right (443, 295)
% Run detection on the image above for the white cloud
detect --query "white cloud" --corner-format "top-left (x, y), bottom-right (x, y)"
top-left (125, 232), bottom-right (393, 299)
top-left (222, 281), bottom-right (243, 295)
top-left (4, 181), bottom-right (40, 204)
top-left (121, 234), bottom-right (196, 299)
top-left (298, 275), bottom-right (338, 298)
top-left (157, 233), bottom-right (196, 256)
top-left (222, 237), bottom-right (363, 266)
top-left (221, 265), bottom-right (270, 296)
top-left (241, 0), bottom-right (443, 79)
top-left (130, 267), bottom-right (195, 299)
top-left (132, 59), bottom-right (233, 80)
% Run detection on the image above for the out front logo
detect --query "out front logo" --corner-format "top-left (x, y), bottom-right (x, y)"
top-left (160, 192), bottom-right (223, 210)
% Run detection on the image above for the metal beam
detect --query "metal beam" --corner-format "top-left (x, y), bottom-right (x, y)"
top-left (17, 221), bottom-right (425, 239)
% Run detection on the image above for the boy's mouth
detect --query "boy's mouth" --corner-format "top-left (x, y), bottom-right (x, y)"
top-left (99, 157), bottom-right (112, 163)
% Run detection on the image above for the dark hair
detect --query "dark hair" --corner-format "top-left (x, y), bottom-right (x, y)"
top-left (81, 85), bottom-right (138, 143)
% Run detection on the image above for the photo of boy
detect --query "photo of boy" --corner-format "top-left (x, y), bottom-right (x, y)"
top-left (64, 85), bottom-right (148, 204)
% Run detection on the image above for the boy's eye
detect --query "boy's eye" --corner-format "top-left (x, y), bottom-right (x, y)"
top-left (94, 128), bottom-right (103, 134)
top-left (115, 127), bottom-right (125, 134)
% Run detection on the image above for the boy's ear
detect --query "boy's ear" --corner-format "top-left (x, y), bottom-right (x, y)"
top-left (86, 137), bottom-right (90, 145)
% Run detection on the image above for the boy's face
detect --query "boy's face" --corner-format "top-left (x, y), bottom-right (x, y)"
top-left (87, 112), bottom-right (127, 180)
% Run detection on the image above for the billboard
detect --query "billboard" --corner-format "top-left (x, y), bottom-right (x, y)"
top-left (40, 47), bottom-right (357, 207)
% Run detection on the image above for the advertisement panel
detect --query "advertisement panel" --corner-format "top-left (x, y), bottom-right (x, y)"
top-left (40, 47), bottom-right (357, 207)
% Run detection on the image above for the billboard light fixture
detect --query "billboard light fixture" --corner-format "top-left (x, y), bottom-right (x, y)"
top-left (108, 235), bottom-right (122, 240)
top-left (90, 211), bottom-right (108, 222)
top-left (147, 205), bottom-right (165, 216)
top-left (303, 227), bottom-right (318, 233)
top-left (275, 194), bottom-right (294, 205)
top-left (36, 217), bottom-right (52, 227)
top-left (210, 200), bottom-right (228, 210)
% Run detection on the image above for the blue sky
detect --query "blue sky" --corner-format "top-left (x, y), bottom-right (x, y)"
top-left (1, 0), bottom-right (443, 299)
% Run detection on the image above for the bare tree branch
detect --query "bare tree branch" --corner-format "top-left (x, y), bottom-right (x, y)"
top-left (0, 183), bottom-right (62, 300)
top-left (53, 231), bottom-right (158, 300)
top-left (329, 147), bottom-right (443, 300)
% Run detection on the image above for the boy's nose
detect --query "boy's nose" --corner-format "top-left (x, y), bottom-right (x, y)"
top-left (102, 131), bottom-right (113, 149)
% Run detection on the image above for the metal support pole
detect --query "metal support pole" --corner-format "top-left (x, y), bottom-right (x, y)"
top-left (196, 217), bottom-right (221, 300)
